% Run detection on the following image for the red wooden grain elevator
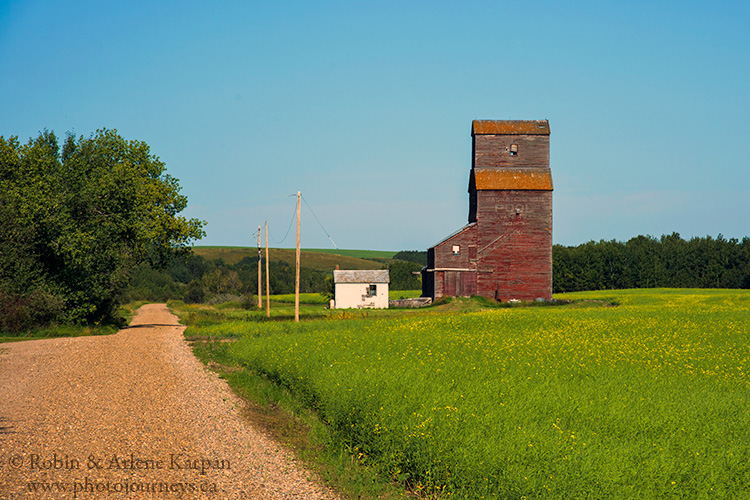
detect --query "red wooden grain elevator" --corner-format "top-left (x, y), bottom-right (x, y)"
top-left (423, 120), bottom-right (553, 302)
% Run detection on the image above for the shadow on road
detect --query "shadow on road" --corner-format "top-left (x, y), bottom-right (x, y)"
top-left (122, 324), bottom-right (181, 330)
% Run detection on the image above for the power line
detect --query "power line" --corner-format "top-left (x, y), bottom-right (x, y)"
top-left (268, 200), bottom-right (297, 245)
top-left (302, 194), bottom-right (338, 249)
top-left (265, 193), bottom-right (339, 249)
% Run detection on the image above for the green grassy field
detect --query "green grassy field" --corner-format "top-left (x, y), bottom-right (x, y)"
top-left (192, 246), bottom-right (387, 270)
top-left (177, 289), bottom-right (750, 499)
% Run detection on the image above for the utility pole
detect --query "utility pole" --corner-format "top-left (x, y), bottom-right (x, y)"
top-left (295, 191), bottom-right (301, 323)
top-left (265, 221), bottom-right (270, 318)
top-left (257, 225), bottom-right (262, 309)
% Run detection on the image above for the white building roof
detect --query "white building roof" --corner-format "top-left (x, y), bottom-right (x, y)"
top-left (333, 269), bottom-right (390, 284)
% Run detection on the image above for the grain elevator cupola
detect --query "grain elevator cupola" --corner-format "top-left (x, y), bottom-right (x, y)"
top-left (423, 120), bottom-right (553, 302)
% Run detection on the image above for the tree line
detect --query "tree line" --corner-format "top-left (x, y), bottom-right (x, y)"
top-left (123, 254), bottom-right (424, 306)
top-left (553, 233), bottom-right (750, 292)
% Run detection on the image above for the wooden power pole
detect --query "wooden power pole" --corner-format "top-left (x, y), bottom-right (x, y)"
top-left (257, 225), bottom-right (262, 309)
top-left (265, 221), bottom-right (270, 318)
top-left (295, 191), bottom-right (301, 322)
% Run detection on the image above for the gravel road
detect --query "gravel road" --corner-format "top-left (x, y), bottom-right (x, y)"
top-left (0, 304), bottom-right (340, 500)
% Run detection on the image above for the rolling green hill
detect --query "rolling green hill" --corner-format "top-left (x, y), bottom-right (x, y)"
top-left (192, 246), bottom-right (387, 271)
top-left (306, 248), bottom-right (397, 259)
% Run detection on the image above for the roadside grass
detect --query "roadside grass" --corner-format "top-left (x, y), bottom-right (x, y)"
top-left (176, 289), bottom-right (750, 499)
top-left (0, 324), bottom-right (120, 343)
top-left (188, 336), bottom-right (409, 500)
top-left (120, 300), bottom-right (149, 321)
top-left (174, 297), bottom-right (411, 499)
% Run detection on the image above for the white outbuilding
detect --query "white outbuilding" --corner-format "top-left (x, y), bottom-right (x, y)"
top-left (333, 270), bottom-right (390, 309)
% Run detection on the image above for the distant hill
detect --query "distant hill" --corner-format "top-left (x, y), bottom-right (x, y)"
top-left (192, 246), bottom-right (387, 271)
top-left (306, 249), bottom-right (397, 260)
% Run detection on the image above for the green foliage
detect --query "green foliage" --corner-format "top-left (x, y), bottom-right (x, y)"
top-left (131, 247), bottom-right (424, 304)
top-left (554, 233), bottom-right (750, 292)
top-left (0, 287), bottom-right (64, 333)
top-left (0, 129), bottom-right (205, 331)
top-left (126, 253), bottom-right (330, 305)
top-left (202, 289), bottom-right (750, 499)
top-left (387, 260), bottom-right (422, 290)
top-left (391, 250), bottom-right (427, 266)
top-left (120, 263), bottom-right (185, 303)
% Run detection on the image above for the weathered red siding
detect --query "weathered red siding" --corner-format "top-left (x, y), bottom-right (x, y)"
top-left (425, 119), bottom-right (553, 302)
top-left (474, 190), bottom-right (552, 301)
top-left (473, 134), bottom-right (550, 170)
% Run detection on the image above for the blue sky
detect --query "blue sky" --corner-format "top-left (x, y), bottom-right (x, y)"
top-left (1, 0), bottom-right (748, 250)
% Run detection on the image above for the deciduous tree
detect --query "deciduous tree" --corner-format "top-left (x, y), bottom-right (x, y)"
top-left (0, 129), bottom-right (205, 329)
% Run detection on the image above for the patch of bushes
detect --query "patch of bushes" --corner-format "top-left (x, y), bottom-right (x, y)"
top-left (0, 288), bottom-right (64, 334)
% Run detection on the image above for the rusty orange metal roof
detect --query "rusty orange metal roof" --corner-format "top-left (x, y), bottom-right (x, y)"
top-left (473, 168), bottom-right (553, 191)
top-left (472, 120), bottom-right (550, 136)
